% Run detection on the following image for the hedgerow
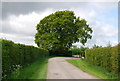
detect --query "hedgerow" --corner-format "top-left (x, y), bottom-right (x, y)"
top-left (2, 39), bottom-right (49, 79)
top-left (85, 45), bottom-right (120, 75)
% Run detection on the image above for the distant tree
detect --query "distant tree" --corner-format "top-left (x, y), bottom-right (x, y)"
top-left (35, 10), bottom-right (93, 56)
top-left (107, 41), bottom-right (112, 47)
top-left (70, 46), bottom-right (89, 57)
top-left (92, 44), bottom-right (102, 48)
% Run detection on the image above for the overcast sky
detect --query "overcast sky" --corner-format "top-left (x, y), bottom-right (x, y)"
top-left (1, 1), bottom-right (119, 48)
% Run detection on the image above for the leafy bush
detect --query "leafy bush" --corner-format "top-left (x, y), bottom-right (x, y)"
top-left (2, 39), bottom-right (49, 79)
top-left (85, 45), bottom-right (120, 75)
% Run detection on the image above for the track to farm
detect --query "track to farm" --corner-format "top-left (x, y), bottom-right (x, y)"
top-left (47, 57), bottom-right (98, 79)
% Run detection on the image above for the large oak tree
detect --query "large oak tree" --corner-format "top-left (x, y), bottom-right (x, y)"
top-left (35, 10), bottom-right (93, 55)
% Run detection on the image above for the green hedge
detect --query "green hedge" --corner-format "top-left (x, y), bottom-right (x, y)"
top-left (85, 45), bottom-right (120, 75)
top-left (2, 39), bottom-right (49, 78)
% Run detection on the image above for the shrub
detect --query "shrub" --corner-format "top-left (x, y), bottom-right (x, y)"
top-left (85, 45), bottom-right (120, 75)
top-left (2, 39), bottom-right (49, 79)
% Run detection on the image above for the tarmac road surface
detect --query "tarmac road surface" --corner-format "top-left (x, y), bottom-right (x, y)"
top-left (47, 57), bottom-right (98, 79)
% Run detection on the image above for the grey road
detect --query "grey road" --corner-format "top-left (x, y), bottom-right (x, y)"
top-left (47, 57), bottom-right (98, 79)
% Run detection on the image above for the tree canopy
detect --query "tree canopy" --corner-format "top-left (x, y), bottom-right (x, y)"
top-left (35, 10), bottom-right (93, 55)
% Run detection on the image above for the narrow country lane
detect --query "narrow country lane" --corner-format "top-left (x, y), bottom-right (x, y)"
top-left (47, 57), bottom-right (98, 79)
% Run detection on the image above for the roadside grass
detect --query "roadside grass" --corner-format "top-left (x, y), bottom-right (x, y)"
top-left (66, 59), bottom-right (118, 79)
top-left (7, 58), bottom-right (48, 79)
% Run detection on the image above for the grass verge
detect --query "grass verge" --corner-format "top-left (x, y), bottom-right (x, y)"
top-left (66, 59), bottom-right (118, 79)
top-left (7, 58), bottom-right (48, 79)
